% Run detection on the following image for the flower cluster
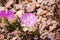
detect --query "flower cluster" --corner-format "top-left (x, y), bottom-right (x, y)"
top-left (0, 10), bottom-right (38, 27)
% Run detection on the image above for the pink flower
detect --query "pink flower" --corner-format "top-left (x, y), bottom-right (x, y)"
top-left (21, 13), bottom-right (38, 27)
top-left (7, 10), bottom-right (15, 21)
top-left (0, 10), bottom-right (7, 18)
top-left (0, 10), bottom-right (15, 21)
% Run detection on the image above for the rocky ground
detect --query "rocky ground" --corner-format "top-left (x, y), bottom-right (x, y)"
top-left (0, 0), bottom-right (60, 40)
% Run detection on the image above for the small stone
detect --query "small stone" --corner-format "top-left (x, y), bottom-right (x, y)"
top-left (46, 18), bottom-right (51, 25)
top-left (48, 0), bottom-right (55, 6)
top-left (0, 7), bottom-right (5, 11)
top-left (23, 27), bottom-right (28, 32)
top-left (37, 8), bottom-right (44, 15)
top-left (11, 37), bottom-right (17, 40)
top-left (28, 26), bottom-right (37, 32)
top-left (43, 0), bottom-right (49, 5)
top-left (36, 3), bottom-right (40, 8)
top-left (0, 34), bottom-right (4, 40)
top-left (32, 0), bottom-right (36, 3)
top-left (46, 12), bottom-right (54, 16)
top-left (45, 37), bottom-right (51, 40)
top-left (15, 10), bottom-right (24, 17)
top-left (55, 30), bottom-right (60, 40)
top-left (37, 0), bottom-right (43, 3)
top-left (14, 4), bottom-right (21, 10)
top-left (55, 0), bottom-right (60, 3)
top-left (41, 18), bottom-right (47, 22)
top-left (49, 24), bottom-right (57, 31)
top-left (5, 0), bottom-right (14, 8)
top-left (26, 3), bottom-right (35, 12)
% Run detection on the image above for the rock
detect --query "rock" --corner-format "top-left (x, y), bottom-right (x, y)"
top-left (28, 26), bottom-right (37, 32)
top-left (0, 34), bottom-right (4, 40)
top-left (0, 7), bottom-right (5, 11)
top-left (23, 27), bottom-right (28, 32)
top-left (55, 30), bottom-right (60, 40)
top-left (25, 0), bottom-right (32, 3)
top-left (46, 18), bottom-right (52, 25)
top-left (48, 0), bottom-right (55, 6)
top-left (37, 8), bottom-right (44, 15)
top-left (48, 32), bottom-right (55, 40)
top-left (42, 0), bottom-right (55, 6)
top-left (23, 26), bottom-right (37, 32)
top-left (43, 0), bottom-right (49, 5)
top-left (46, 12), bottom-right (54, 16)
top-left (37, 0), bottom-right (43, 3)
top-left (49, 24), bottom-right (57, 31)
top-left (15, 10), bottom-right (24, 17)
top-left (26, 3), bottom-right (35, 12)
top-left (5, 0), bottom-right (14, 8)
top-left (35, 3), bottom-right (40, 8)
top-left (12, 37), bottom-right (17, 40)
top-left (32, 0), bottom-right (36, 3)
top-left (55, 0), bottom-right (60, 3)
top-left (14, 4), bottom-right (22, 10)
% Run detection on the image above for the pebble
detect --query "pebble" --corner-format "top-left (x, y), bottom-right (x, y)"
top-left (26, 3), bottom-right (35, 12)
top-left (5, 0), bottom-right (14, 8)
top-left (37, 0), bottom-right (43, 3)
top-left (15, 10), bottom-right (24, 17)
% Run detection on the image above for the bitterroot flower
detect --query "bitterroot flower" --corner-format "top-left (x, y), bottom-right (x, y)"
top-left (0, 10), bottom-right (15, 22)
top-left (7, 10), bottom-right (15, 21)
top-left (0, 10), bottom-right (7, 18)
top-left (21, 13), bottom-right (38, 27)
